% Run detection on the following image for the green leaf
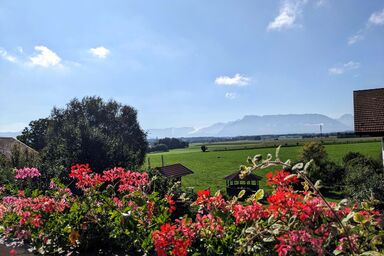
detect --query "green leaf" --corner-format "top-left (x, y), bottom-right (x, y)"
top-left (333, 249), bottom-right (343, 255)
top-left (342, 212), bottom-right (354, 224)
top-left (254, 154), bottom-right (262, 162)
top-left (353, 213), bottom-right (365, 223)
top-left (360, 252), bottom-right (384, 256)
top-left (238, 190), bottom-right (246, 199)
top-left (292, 163), bottom-right (303, 171)
top-left (314, 180), bottom-right (322, 190)
top-left (361, 201), bottom-right (371, 211)
top-left (284, 174), bottom-right (297, 181)
top-left (240, 165), bottom-right (247, 171)
top-left (254, 189), bottom-right (264, 201)
top-left (275, 145), bottom-right (281, 160)
top-left (304, 159), bottom-right (313, 171)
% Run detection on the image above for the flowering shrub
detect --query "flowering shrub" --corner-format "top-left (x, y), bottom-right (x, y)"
top-left (0, 150), bottom-right (383, 255)
top-left (0, 165), bottom-right (172, 254)
top-left (15, 167), bottom-right (41, 179)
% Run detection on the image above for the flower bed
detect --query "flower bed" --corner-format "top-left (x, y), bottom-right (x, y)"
top-left (0, 159), bottom-right (383, 255)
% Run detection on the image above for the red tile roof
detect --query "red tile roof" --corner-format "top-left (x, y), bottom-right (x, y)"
top-left (158, 163), bottom-right (193, 178)
top-left (354, 88), bottom-right (384, 136)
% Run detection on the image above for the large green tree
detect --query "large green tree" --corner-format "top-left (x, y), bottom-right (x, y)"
top-left (17, 118), bottom-right (49, 151)
top-left (19, 96), bottom-right (148, 174)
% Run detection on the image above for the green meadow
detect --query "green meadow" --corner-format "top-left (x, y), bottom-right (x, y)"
top-left (146, 139), bottom-right (382, 194)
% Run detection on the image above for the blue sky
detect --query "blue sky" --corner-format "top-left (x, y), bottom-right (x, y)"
top-left (1, 0), bottom-right (383, 132)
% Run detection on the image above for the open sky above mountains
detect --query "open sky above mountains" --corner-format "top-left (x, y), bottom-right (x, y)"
top-left (1, 0), bottom-right (383, 132)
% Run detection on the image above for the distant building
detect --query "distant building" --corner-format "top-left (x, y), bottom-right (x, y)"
top-left (0, 137), bottom-right (38, 159)
top-left (353, 88), bottom-right (384, 166)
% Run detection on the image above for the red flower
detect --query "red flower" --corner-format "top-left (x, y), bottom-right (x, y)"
top-left (165, 194), bottom-right (176, 213)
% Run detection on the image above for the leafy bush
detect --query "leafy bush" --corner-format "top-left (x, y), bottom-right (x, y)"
top-left (344, 155), bottom-right (384, 203)
top-left (307, 160), bottom-right (345, 191)
top-left (157, 138), bottom-right (188, 150)
top-left (148, 143), bottom-right (169, 153)
top-left (300, 141), bottom-right (327, 165)
top-left (342, 151), bottom-right (365, 165)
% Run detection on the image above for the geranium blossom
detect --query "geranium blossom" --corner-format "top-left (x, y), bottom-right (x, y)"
top-left (15, 167), bottom-right (41, 179)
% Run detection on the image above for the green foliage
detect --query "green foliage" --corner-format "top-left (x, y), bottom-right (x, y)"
top-left (342, 151), bottom-right (365, 165)
top-left (307, 160), bottom-right (345, 190)
top-left (201, 145), bottom-right (208, 152)
top-left (148, 143), bottom-right (169, 153)
top-left (157, 137), bottom-right (188, 150)
top-left (344, 155), bottom-right (384, 203)
top-left (17, 118), bottom-right (49, 151)
top-left (300, 141), bottom-right (327, 165)
top-left (19, 96), bottom-right (148, 176)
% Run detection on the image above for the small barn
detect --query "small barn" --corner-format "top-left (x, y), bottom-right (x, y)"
top-left (354, 88), bottom-right (384, 166)
top-left (157, 163), bottom-right (193, 182)
top-left (225, 171), bottom-right (262, 198)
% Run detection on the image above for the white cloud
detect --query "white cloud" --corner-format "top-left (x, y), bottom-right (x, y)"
top-left (225, 92), bottom-right (237, 100)
top-left (348, 32), bottom-right (364, 45)
top-left (89, 46), bottom-right (110, 58)
top-left (369, 9), bottom-right (384, 26)
top-left (347, 9), bottom-right (384, 45)
top-left (29, 46), bottom-right (61, 67)
top-left (215, 74), bottom-right (250, 86)
top-left (328, 61), bottom-right (360, 75)
top-left (267, 0), bottom-right (307, 31)
top-left (0, 48), bottom-right (17, 63)
top-left (315, 0), bottom-right (327, 7)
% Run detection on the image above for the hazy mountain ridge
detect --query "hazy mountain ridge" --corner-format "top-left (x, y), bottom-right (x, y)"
top-left (0, 132), bottom-right (21, 138)
top-left (148, 114), bottom-right (353, 138)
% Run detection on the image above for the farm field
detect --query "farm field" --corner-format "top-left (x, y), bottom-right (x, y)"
top-left (146, 140), bottom-right (382, 194)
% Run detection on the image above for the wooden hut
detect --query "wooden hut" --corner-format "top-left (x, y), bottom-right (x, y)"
top-left (354, 88), bottom-right (384, 166)
top-left (157, 163), bottom-right (193, 182)
top-left (225, 171), bottom-right (262, 198)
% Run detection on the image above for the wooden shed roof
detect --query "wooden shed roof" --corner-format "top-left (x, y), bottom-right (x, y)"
top-left (224, 171), bottom-right (262, 181)
top-left (157, 163), bottom-right (193, 178)
top-left (354, 88), bottom-right (384, 136)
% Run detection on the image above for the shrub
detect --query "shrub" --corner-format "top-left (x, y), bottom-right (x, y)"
top-left (300, 141), bottom-right (327, 165)
top-left (307, 160), bottom-right (345, 191)
top-left (342, 151), bottom-right (365, 165)
top-left (157, 138), bottom-right (188, 150)
top-left (344, 155), bottom-right (383, 203)
top-left (148, 143), bottom-right (169, 153)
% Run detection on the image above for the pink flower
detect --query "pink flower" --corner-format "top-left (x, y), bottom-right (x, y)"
top-left (15, 167), bottom-right (41, 179)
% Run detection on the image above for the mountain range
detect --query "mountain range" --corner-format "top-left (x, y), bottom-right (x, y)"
top-left (147, 114), bottom-right (354, 138)
top-left (0, 114), bottom-right (354, 139)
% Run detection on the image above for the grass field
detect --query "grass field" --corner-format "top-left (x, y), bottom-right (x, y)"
top-left (146, 140), bottom-right (382, 195)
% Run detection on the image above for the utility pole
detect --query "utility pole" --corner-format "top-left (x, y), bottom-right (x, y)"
top-left (382, 137), bottom-right (384, 168)
top-left (320, 124), bottom-right (323, 138)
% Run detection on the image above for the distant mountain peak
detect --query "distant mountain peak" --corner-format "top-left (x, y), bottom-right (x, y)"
top-left (147, 113), bottom-right (354, 138)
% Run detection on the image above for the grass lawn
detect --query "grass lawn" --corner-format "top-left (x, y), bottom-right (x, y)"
top-left (146, 141), bottom-right (381, 196)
